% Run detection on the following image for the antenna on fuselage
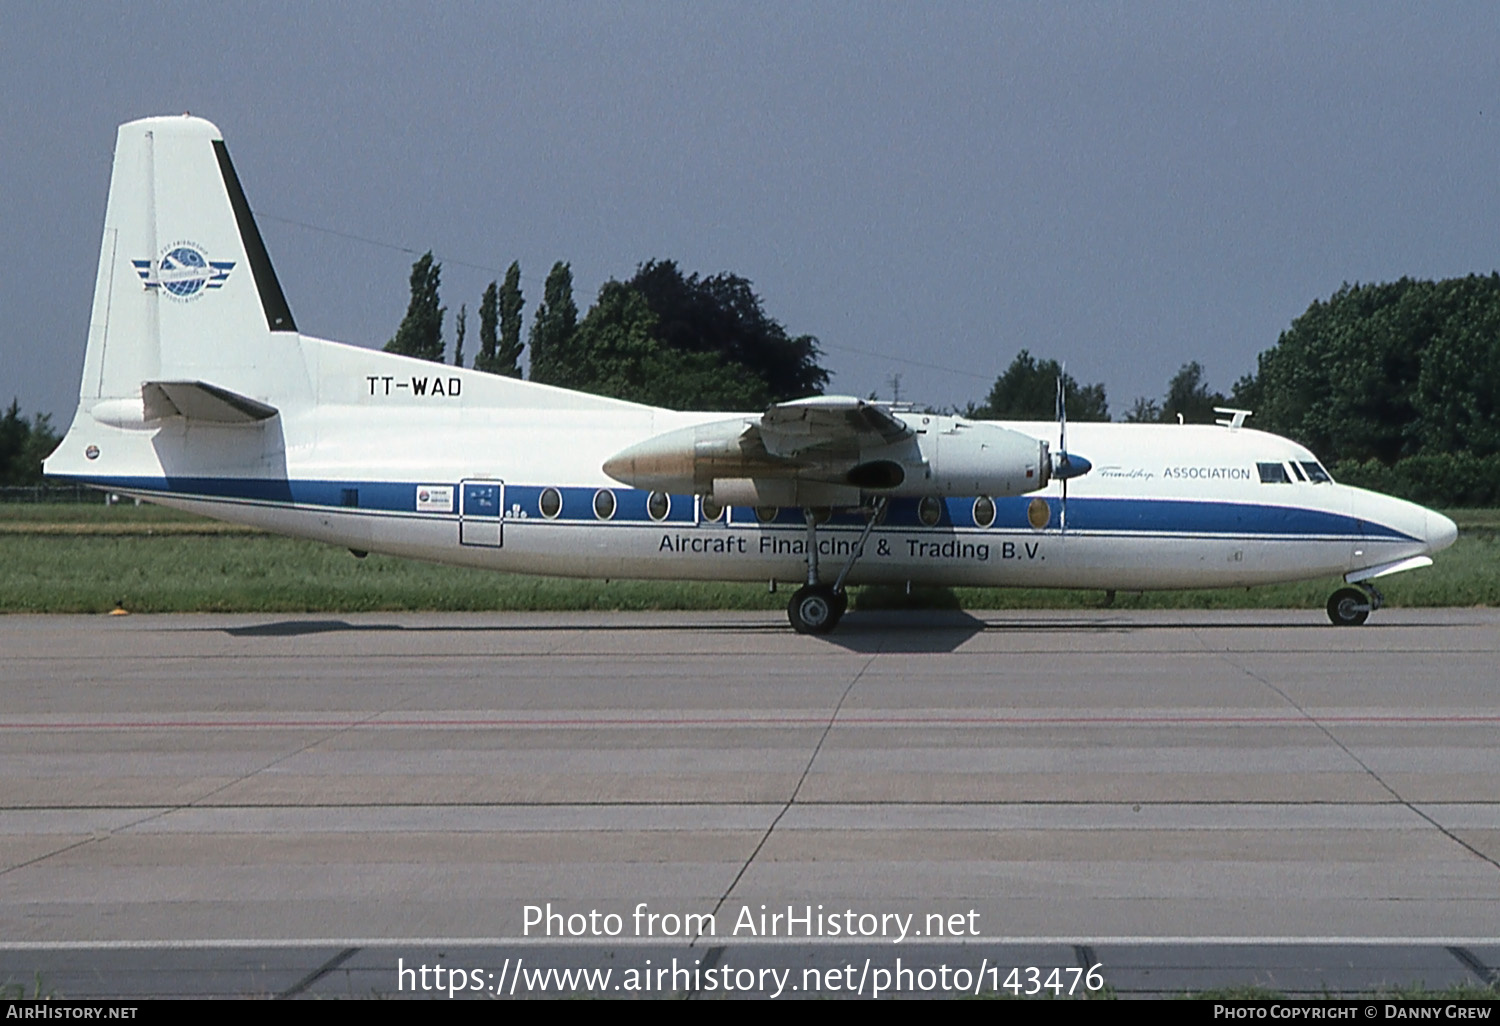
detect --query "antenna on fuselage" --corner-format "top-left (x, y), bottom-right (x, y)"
top-left (1214, 407), bottom-right (1252, 430)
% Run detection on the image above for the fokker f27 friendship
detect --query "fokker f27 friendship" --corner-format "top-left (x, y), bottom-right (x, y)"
top-left (45, 116), bottom-right (1458, 633)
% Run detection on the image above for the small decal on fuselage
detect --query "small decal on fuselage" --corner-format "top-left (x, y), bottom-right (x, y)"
top-left (416, 485), bottom-right (455, 513)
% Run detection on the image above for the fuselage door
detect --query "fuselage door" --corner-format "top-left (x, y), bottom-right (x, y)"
top-left (460, 479), bottom-right (504, 547)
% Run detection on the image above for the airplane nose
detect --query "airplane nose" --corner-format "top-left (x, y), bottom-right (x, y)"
top-left (1425, 509), bottom-right (1458, 553)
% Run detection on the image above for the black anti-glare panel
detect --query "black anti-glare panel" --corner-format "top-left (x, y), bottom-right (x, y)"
top-left (212, 139), bottom-right (298, 333)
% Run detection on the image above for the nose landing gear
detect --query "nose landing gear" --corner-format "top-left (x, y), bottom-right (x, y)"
top-left (1327, 582), bottom-right (1383, 626)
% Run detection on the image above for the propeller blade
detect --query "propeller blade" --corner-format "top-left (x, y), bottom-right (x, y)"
top-left (1057, 370), bottom-right (1068, 532)
top-left (1055, 371), bottom-right (1067, 458)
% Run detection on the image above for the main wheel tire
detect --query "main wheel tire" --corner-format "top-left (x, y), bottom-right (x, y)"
top-left (789, 585), bottom-right (841, 634)
top-left (1327, 587), bottom-right (1371, 627)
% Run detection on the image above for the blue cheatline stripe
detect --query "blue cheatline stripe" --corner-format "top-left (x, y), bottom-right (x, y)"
top-left (53, 474), bottom-right (1418, 542)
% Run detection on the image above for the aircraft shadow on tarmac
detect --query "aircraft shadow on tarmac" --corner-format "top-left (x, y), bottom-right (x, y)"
top-left (215, 613), bottom-right (991, 652)
top-left (215, 610), bottom-right (1059, 654)
top-left (214, 611), bottom-right (1448, 651)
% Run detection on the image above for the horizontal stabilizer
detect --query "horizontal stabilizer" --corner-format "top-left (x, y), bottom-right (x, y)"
top-left (142, 381), bottom-right (278, 423)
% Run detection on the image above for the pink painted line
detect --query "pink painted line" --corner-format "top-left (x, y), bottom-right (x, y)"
top-left (0, 714), bottom-right (1497, 731)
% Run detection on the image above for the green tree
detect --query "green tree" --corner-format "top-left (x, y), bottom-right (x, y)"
top-left (969, 350), bottom-right (1109, 421)
top-left (1158, 361), bottom-right (1226, 424)
top-left (525, 258), bottom-right (824, 408)
top-left (1123, 396), bottom-right (1161, 423)
top-left (0, 400), bottom-right (59, 486)
top-left (561, 282), bottom-right (770, 409)
top-left (475, 281), bottom-right (500, 373)
top-left (384, 251), bottom-right (446, 362)
top-left (452, 304), bottom-right (466, 368)
top-left (527, 262), bottom-right (578, 385)
top-left (1411, 278), bottom-right (1500, 458)
top-left (553, 280), bottom-right (659, 395)
top-left (1243, 275), bottom-right (1500, 464)
top-left (627, 259), bottom-right (828, 402)
top-left (496, 261), bottom-right (525, 378)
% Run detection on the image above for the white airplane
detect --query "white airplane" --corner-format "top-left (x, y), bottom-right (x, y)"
top-left (44, 116), bottom-right (1458, 633)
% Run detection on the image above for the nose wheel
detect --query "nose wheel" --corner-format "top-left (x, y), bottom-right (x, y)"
top-left (1327, 582), bottom-right (1383, 626)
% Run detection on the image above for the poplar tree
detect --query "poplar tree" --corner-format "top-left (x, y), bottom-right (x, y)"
top-left (384, 252), bottom-right (446, 362)
top-left (527, 262), bottom-right (577, 385)
top-left (496, 261), bottom-right (525, 378)
top-left (452, 304), bottom-right (466, 368)
top-left (475, 281), bottom-right (500, 372)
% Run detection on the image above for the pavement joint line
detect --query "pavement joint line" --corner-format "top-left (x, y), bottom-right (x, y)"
top-left (0, 836), bottom-right (97, 881)
top-left (276, 945), bottom-right (360, 999)
top-left (6, 799), bottom-right (1478, 810)
top-left (695, 652), bottom-right (880, 946)
top-left (111, 677), bottom-right (417, 838)
top-left (684, 945), bottom-right (726, 1001)
top-left (6, 713), bottom-right (1500, 729)
top-left (1206, 647), bottom-right (1500, 877)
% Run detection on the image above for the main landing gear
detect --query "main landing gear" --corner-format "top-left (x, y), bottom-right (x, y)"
top-left (786, 500), bottom-right (887, 635)
top-left (1326, 582), bottom-right (1383, 627)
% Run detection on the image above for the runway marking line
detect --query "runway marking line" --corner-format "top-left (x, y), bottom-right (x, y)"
top-left (2, 714), bottom-right (1498, 730)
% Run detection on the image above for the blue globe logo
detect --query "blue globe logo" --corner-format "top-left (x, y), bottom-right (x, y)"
top-left (160, 246), bottom-right (209, 297)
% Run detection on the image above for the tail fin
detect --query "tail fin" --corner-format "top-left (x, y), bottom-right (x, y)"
top-left (79, 115), bottom-right (300, 406)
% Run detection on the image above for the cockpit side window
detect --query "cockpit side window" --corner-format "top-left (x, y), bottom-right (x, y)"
top-left (1289, 461), bottom-right (1308, 482)
top-left (1300, 461), bottom-right (1333, 483)
top-left (1257, 461), bottom-right (1291, 484)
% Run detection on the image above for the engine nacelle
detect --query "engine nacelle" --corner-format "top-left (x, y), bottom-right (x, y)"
top-left (602, 419), bottom-right (775, 494)
top-left (603, 413), bottom-right (1052, 502)
top-left (914, 419), bottom-right (1050, 497)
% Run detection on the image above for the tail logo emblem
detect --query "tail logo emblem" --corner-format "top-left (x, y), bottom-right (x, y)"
top-left (131, 242), bottom-right (235, 300)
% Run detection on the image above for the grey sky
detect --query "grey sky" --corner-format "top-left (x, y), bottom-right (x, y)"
top-left (4, 3), bottom-right (1497, 425)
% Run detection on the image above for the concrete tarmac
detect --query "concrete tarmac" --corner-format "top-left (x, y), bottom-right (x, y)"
top-left (1, 608), bottom-right (1497, 997)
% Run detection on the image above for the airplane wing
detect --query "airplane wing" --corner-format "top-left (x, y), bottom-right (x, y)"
top-left (756, 395), bottom-right (913, 459)
top-left (604, 395), bottom-right (923, 504)
top-left (605, 393), bottom-right (1045, 504)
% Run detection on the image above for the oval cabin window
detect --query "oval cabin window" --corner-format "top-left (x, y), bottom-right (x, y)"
top-left (647, 491), bottom-right (670, 521)
top-left (593, 489), bottom-right (616, 520)
top-left (539, 487), bottom-right (562, 519)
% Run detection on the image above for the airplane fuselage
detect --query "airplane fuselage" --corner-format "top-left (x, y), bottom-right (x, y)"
top-left (48, 331), bottom-right (1452, 594)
